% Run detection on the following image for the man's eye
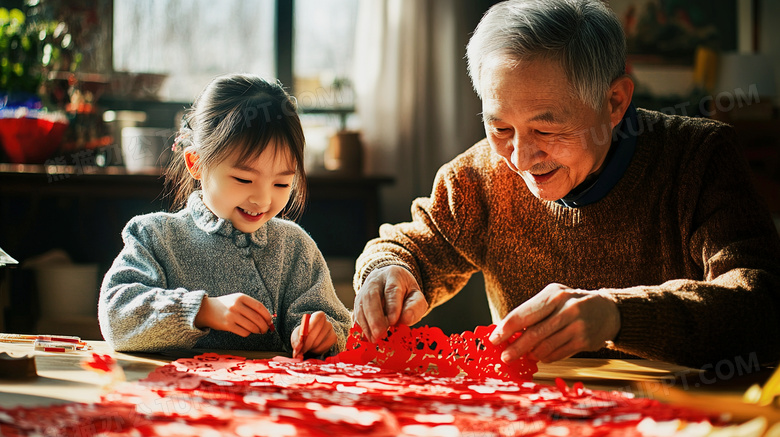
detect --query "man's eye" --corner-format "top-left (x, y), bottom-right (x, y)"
top-left (536, 130), bottom-right (552, 136)
top-left (493, 127), bottom-right (511, 135)
top-left (234, 177), bottom-right (251, 184)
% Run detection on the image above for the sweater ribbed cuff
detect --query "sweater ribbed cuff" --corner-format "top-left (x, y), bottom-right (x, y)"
top-left (603, 287), bottom-right (667, 360)
top-left (182, 289), bottom-right (210, 335)
top-left (353, 255), bottom-right (418, 292)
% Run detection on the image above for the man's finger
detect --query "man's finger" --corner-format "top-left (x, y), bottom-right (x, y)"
top-left (490, 295), bottom-right (557, 345)
top-left (353, 302), bottom-right (374, 342)
top-left (500, 304), bottom-right (574, 361)
top-left (535, 334), bottom-right (579, 363)
top-left (528, 323), bottom-right (576, 362)
top-left (364, 286), bottom-right (389, 342)
top-left (398, 289), bottom-right (428, 326)
top-left (383, 281), bottom-right (406, 326)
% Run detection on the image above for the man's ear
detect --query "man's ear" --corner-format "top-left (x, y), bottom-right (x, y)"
top-left (607, 75), bottom-right (635, 129)
top-left (184, 148), bottom-right (202, 180)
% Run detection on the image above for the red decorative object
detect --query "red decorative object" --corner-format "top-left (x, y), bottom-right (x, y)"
top-left (0, 117), bottom-right (68, 164)
top-left (0, 324), bottom-right (724, 436)
top-left (81, 353), bottom-right (117, 373)
top-left (329, 324), bottom-right (538, 381)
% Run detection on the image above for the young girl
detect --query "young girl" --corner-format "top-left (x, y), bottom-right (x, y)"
top-left (98, 73), bottom-right (351, 358)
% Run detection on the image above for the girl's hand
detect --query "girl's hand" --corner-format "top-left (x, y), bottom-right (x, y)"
top-left (194, 293), bottom-right (274, 337)
top-left (291, 311), bottom-right (336, 358)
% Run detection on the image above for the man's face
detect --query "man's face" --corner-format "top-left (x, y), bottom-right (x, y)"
top-left (200, 141), bottom-right (295, 234)
top-left (481, 57), bottom-right (615, 201)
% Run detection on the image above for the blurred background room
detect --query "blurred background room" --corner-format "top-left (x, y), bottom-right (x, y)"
top-left (0, 0), bottom-right (778, 339)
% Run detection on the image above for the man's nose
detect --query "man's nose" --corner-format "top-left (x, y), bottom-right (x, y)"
top-left (508, 136), bottom-right (545, 171)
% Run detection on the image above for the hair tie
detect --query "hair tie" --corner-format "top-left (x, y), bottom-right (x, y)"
top-left (172, 131), bottom-right (192, 152)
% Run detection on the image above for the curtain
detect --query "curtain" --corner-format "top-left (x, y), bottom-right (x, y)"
top-left (353, 0), bottom-right (488, 224)
top-left (351, 0), bottom-right (494, 333)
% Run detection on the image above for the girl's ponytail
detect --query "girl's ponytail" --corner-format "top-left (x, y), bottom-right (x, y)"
top-left (164, 113), bottom-right (199, 211)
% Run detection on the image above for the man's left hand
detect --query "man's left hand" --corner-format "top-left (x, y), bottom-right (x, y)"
top-left (488, 283), bottom-right (621, 363)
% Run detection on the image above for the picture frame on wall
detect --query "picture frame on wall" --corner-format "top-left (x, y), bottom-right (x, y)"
top-left (607, 0), bottom-right (738, 64)
top-left (606, 0), bottom-right (744, 112)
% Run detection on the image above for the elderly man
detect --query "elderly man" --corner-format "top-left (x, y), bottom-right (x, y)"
top-left (352, 0), bottom-right (780, 368)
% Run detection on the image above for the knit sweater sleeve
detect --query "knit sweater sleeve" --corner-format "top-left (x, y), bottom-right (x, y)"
top-left (607, 123), bottom-right (780, 368)
top-left (354, 147), bottom-right (487, 311)
top-left (98, 216), bottom-right (208, 352)
top-left (274, 221), bottom-right (352, 355)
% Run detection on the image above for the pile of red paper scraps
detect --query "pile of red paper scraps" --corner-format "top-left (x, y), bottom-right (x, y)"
top-left (0, 324), bottom-right (724, 436)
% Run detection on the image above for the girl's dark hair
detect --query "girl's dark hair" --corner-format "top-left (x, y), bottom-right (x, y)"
top-left (165, 73), bottom-right (307, 220)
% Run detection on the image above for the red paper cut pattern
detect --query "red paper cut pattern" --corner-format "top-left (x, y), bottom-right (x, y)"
top-left (329, 323), bottom-right (538, 382)
top-left (0, 324), bottom-right (726, 436)
top-left (81, 352), bottom-right (126, 388)
top-left (81, 353), bottom-right (116, 373)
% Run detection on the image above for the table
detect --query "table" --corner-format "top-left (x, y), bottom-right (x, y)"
top-left (1, 341), bottom-right (778, 428)
top-left (0, 341), bottom-right (287, 407)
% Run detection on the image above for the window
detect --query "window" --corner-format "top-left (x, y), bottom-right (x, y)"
top-left (113, 0), bottom-right (276, 102)
top-left (293, 0), bottom-right (358, 110)
top-left (112, 0), bottom-right (359, 110)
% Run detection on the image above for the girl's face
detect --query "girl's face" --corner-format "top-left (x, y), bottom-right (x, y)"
top-left (199, 141), bottom-right (296, 233)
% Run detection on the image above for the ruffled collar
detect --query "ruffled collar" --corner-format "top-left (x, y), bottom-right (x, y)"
top-left (187, 191), bottom-right (268, 248)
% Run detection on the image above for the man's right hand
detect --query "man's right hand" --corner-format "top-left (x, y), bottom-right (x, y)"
top-left (353, 265), bottom-right (428, 342)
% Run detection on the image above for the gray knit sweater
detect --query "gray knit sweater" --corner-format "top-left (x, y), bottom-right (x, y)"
top-left (99, 191), bottom-right (352, 354)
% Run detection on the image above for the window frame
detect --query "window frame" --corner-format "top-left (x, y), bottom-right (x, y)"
top-left (276, 0), bottom-right (294, 94)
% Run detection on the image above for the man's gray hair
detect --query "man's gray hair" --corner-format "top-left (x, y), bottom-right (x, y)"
top-left (466, 0), bottom-right (626, 110)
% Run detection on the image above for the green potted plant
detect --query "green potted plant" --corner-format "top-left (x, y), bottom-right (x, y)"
top-left (0, 7), bottom-right (45, 107)
top-left (0, 6), bottom-right (70, 163)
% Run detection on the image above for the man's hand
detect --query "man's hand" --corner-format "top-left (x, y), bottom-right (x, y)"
top-left (194, 293), bottom-right (274, 337)
top-left (353, 265), bottom-right (428, 342)
top-left (488, 283), bottom-right (620, 363)
top-left (291, 311), bottom-right (337, 358)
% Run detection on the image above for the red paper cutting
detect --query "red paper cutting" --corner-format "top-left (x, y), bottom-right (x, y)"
top-left (0, 324), bottom-right (726, 437)
top-left (81, 352), bottom-right (126, 388)
top-left (82, 353), bottom-right (116, 373)
top-left (328, 323), bottom-right (538, 381)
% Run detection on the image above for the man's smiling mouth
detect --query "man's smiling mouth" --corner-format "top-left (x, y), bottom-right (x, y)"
top-left (528, 168), bottom-right (559, 184)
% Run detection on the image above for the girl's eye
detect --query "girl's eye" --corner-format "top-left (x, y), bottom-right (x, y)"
top-left (275, 183), bottom-right (290, 188)
top-left (234, 177), bottom-right (251, 184)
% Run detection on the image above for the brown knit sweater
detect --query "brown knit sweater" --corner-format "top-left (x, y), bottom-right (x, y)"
top-left (355, 108), bottom-right (780, 368)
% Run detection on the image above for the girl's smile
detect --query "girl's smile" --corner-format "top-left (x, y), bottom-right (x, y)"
top-left (238, 207), bottom-right (265, 222)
